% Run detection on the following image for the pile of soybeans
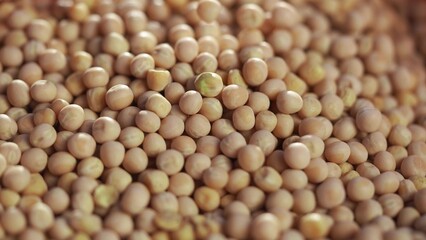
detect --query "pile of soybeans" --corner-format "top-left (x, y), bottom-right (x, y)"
top-left (0, 0), bottom-right (425, 239)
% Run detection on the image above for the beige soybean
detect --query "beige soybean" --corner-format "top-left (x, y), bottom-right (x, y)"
top-left (184, 153), bottom-right (211, 180)
top-left (220, 131), bottom-right (247, 158)
top-left (58, 104), bottom-right (85, 131)
top-left (320, 93), bottom-right (344, 120)
top-left (236, 186), bottom-right (265, 211)
top-left (156, 149), bottom-right (184, 175)
top-left (199, 97), bottom-right (223, 122)
top-left (194, 186), bottom-right (221, 212)
top-left (82, 67), bottom-right (109, 88)
top-left (373, 151), bottom-right (396, 172)
top-left (211, 119), bottom-right (236, 139)
top-left (138, 169), bottom-right (169, 195)
top-left (247, 92), bottom-right (270, 114)
top-left (192, 52), bottom-right (218, 74)
top-left (324, 141), bottom-right (351, 164)
top-left (328, 205), bottom-right (354, 222)
top-left (28, 202), bottom-right (54, 231)
top-left (0, 142), bottom-right (21, 165)
top-left (356, 108), bottom-right (382, 133)
top-left (253, 166), bottom-right (282, 192)
top-left (168, 172), bottom-right (195, 196)
top-left (0, 114), bottom-right (18, 140)
top-left (7, 79), bottom-right (31, 108)
top-left (120, 182), bottom-right (150, 215)
top-left (304, 158), bottom-right (329, 184)
top-left (92, 116), bottom-right (121, 143)
top-left (42, 187), bottom-right (70, 214)
top-left (122, 147), bottom-right (148, 174)
top-left (33, 108), bottom-right (56, 126)
top-left (299, 213), bottom-right (333, 239)
top-left (1, 207), bottom-right (27, 235)
top-left (145, 94), bottom-right (171, 119)
top-left (103, 167), bottom-right (132, 192)
top-left (151, 192), bottom-right (179, 213)
top-left (30, 80), bottom-right (57, 103)
top-left (242, 58), bottom-right (268, 86)
top-left (232, 106), bottom-right (255, 131)
top-left (196, 135), bottom-right (220, 158)
top-left (100, 141), bottom-right (125, 168)
top-left (357, 162), bottom-right (381, 179)
top-left (388, 125), bottom-right (412, 147)
top-left (104, 211), bottom-right (134, 238)
top-left (201, 166), bottom-right (228, 190)
top-left (221, 84), bottom-right (249, 110)
top-left (135, 110), bottom-right (161, 133)
top-left (271, 2), bottom-right (301, 28)
top-left (347, 177), bottom-right (375, 201)
top-left (316, 177), bottom-right (346, 209)
top-left (284, 142), bottom-right (310, 169)
top-left (20, 148), bottom-right (47, 173)
top-left (197, 0), bottom-right (221, 23)
top-left (47, 152), bottom-right (77, 176)
top-left (179, 90), bottom-right (203, 115)
top-left (362, 131), bottom-right (388, 155)
top-left (259, 78), bottom-right (287, 101)
top-left (291, 189), bottom-right (316, 214)
top-left (174, 37), bottom-right (199, 63)
top-left (105, 84), bottom-right (134, 111)
top-left (251, 213), bottom-right (280, 240)
top-left (354, 199), bottom-right (383, 224)
top-left (237, 144), bottom-right (265, 172)
top-left (224, 169), bottom-right (249, 194)
top-left (29, 123), bottom-right (57, 148)
top-left (379, 193), bottom-right (404, 217)
top-left (76, 157), bottom-right (104, 179)
top-left (281, 169), bottom-right (308, 191)
top-left (67, 133), bottom-right (96, 159)
top-left (249, 130), bottom-right (278, 156)
top-left (130, 53), bottom-right (155, 78)
top-left (299, 116), bottom-right (333, 140)
top-left (119, 126), bottom-right (144, 148)
top-left (255, 110), bottom-right (277, 131)
top-left (373, 171), bottom-right (400, 195)
top-left (185, 114), bottom-right (211, 139)
top-left (2, 165), bottom-right (31, 192)
top-left (333, 117), bottom-right (357, 141)
top-left (298, 94), bottom-right (322, 118)
top-left (38, 48), bottom-right (66, 73)
top-left (147, 69), bottom-right (172, 92)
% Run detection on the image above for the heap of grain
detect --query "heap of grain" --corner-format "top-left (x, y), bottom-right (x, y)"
top-left (0, 0), bottom-right (425, 239)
